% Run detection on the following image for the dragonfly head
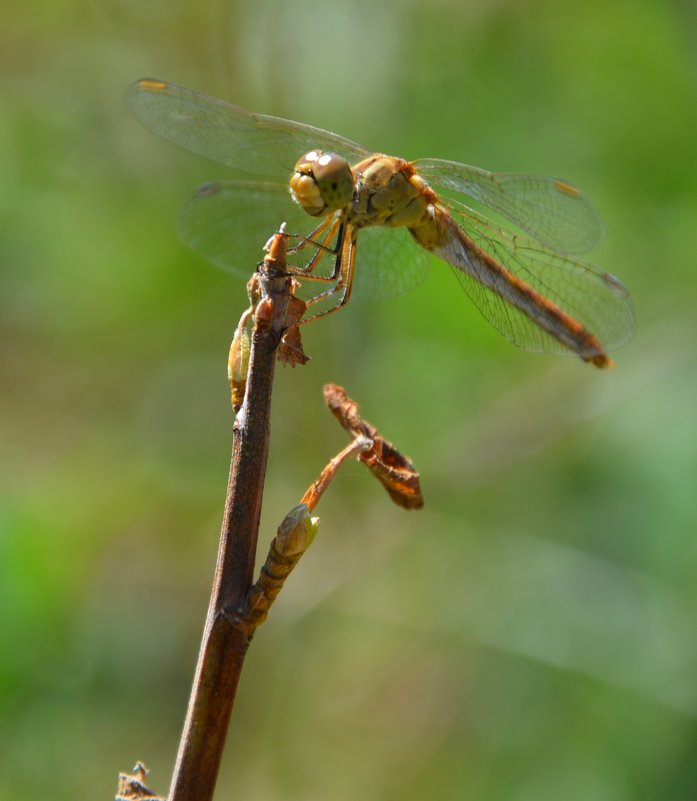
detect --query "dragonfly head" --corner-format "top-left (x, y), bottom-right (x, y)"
top-left (290, 150), bottom-right (354, 217)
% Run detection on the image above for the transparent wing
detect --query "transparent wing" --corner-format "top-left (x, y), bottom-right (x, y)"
top-left (432, 200), bottom-right (634, 356)
top-left (126, 78), bottom-right (371, 180)
top-left (415, 158), bottom-right (605, 255)
top-left (178, 182), bottom-right (430, 299)
top-left (351, 226), bottom-right (431, 299)
top-left (178, 181), bottom-right (318, 278)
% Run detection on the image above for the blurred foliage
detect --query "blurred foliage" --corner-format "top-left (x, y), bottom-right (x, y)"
top-left (2, 0), bottom-right (697, 799)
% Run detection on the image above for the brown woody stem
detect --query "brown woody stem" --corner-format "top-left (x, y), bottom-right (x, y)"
top-left (167, 234), bottom-right (296, 801)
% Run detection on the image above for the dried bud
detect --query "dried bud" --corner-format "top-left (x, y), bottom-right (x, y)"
top-left (228, 324), bottom-right (251, 410)
top-left (323, 384), bottom-right (424, 509)
top-left (115, 763), bottom-right (162, 801)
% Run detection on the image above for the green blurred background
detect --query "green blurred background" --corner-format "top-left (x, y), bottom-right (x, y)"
top-left (2, 0), bottom-right (697, 798)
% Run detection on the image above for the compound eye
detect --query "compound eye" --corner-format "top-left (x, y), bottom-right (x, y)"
top-left (310, 152), bottom-right (353, 211)
top-left (291, 150), bottom-right (353, 216)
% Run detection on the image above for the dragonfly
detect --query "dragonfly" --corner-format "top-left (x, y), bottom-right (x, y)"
top-left (126, 78), bottom-right (634, 367)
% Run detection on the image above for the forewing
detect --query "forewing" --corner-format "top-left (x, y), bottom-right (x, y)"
top-left (415, 158), bottom-right (605, 255)
top-left (126, 78), bottom-right (371, 180)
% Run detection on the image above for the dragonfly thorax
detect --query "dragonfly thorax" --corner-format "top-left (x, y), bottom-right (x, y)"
top-left (349, 155), bottom-right (433, 230)
top-left (290, 150), bottom-right (354, 217)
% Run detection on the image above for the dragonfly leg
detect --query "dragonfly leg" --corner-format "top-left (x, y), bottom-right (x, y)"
top-left (297, 228), bottom-right (356, 325)
top-left (286, 216), bottom-right (343, 281)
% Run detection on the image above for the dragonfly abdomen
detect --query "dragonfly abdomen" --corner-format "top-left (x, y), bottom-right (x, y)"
top-left (413, 207), bottom-right (611, 367)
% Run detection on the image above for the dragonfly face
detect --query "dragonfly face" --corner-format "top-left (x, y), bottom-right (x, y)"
top-left (290, 151), bottom-right (354, 216)
top-left (126, 78), bottom-right (635, 367)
